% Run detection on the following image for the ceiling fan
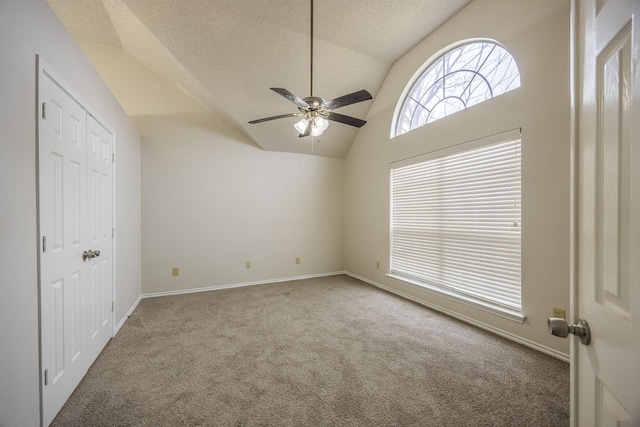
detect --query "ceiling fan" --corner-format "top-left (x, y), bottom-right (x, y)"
top-left (248, 0), bottom-right (372, 138)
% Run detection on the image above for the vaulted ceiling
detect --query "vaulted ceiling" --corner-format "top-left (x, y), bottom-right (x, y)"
top-left (47, 0), bottom-right (472, 158)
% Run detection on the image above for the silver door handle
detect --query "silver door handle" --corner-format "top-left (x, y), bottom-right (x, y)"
top-left (82, 250), bottom-right (101, 261)
top-left (547, 317), bottom-right (591, 345)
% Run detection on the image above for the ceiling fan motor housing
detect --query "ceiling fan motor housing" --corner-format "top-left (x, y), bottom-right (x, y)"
top-left (303, 96), bottom-right (325, 111)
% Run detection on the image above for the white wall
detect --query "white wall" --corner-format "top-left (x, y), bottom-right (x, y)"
top-left (138, 114), bottom-right (344, 294)
top-left (73, 42), bottom-right (345, 295)
top-left (344, 0), bottom-right (571, 357)
top-left (0, 1), bottom-right (141, 425)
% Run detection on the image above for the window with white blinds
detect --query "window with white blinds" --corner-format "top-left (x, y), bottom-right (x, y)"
top-left (390, 129), bottom-right (522, 319)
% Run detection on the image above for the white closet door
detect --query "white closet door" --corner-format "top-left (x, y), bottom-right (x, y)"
top-left (39, 68), bottom-right (113, 426)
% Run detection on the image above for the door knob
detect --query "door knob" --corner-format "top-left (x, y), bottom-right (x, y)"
top-left (547, 317), bottom-right (591, 345)
top-left (82, 250), bottom-right (101, 261)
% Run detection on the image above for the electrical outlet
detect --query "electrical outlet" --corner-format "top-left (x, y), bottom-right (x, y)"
top-left (376, 261), bottom-right (380, 270)
top-left (553, 307), bottom-right (566, 319)
top-left (295, 257), bottom-right (300, 264)
top-left (172, 267), bottom-right (179, 276)
top-left (245, 261), bottom-right (251, 269)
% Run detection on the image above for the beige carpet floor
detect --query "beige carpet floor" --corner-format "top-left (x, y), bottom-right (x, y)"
top-left (52, 274), bottom-right (569, 426)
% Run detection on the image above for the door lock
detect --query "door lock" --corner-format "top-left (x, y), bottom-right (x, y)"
top-left (82, 250), bottom-right (101, 261)
top-left (547, 317), bottom-right (591, 345)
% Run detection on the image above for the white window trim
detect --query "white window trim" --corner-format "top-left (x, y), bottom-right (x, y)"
top-left (389, 128), bottom-right (525, 323)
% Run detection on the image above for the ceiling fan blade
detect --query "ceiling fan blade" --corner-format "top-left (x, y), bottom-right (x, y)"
top-left (326, 112), bottom-right (367, 128)
top-left (298, 121), bottom-right (312, 138)
top-left (324, 90), bottom-right (372, 110)
top-left (270, 88), bottom-right (309, 109)
top-left (248, 113), bottom-right (298, 124)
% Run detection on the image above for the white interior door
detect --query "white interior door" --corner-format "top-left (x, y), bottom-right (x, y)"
top-left (574, 0), bottom-right (640, 425)
top-left (39, 66), bottom-right (114, 426)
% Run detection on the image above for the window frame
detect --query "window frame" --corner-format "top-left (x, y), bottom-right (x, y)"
top-left (391, 39), bottom-right (521, 138)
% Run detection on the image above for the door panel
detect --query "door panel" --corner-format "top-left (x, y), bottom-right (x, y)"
top-left (575, 0), bottom-right (640, 425)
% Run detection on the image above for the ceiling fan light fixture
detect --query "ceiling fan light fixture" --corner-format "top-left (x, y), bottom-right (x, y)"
top-left (311, 124), bottom-right (323, 137)
top-left (310, 116), bottom-right (329, 136)
top-left (294, 118), bottom-right (309, 133)
top-left (315, 116), bottom-right (329, 130)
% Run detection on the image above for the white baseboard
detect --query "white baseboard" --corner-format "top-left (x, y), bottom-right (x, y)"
top-left (346, 271), bottom-right (570, 363)
top-left (141, 271), bottom-right (346, 299)
top-left (113, 294), bottom-right (142, 336)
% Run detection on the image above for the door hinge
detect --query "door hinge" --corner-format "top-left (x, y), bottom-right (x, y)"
top-left (112, 301), bottom-right (115, 313)
top-left (42, 236), bottom-right (47, 253)
top-left (112, 227), bottom-right (115, 238)
top-left (112, 153), bottom-right (115, 164)
top-left (44, 369), bottom-right (49, 386)
top-left (42, 102), bottom-right (47, 120)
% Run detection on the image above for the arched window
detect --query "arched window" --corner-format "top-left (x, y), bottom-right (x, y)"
top-left (393, 40), bottom-right (521, 137)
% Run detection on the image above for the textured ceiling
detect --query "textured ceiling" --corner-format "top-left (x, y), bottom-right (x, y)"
top-left (47, 0), bottom-right (472, 158)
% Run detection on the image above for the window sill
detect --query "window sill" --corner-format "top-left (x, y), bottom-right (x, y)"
top-left (386, 274), bottom-right (526, 324)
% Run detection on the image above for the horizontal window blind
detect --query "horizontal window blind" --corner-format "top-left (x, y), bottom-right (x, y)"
top-left (390, 131), bottom-right (521, 311)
